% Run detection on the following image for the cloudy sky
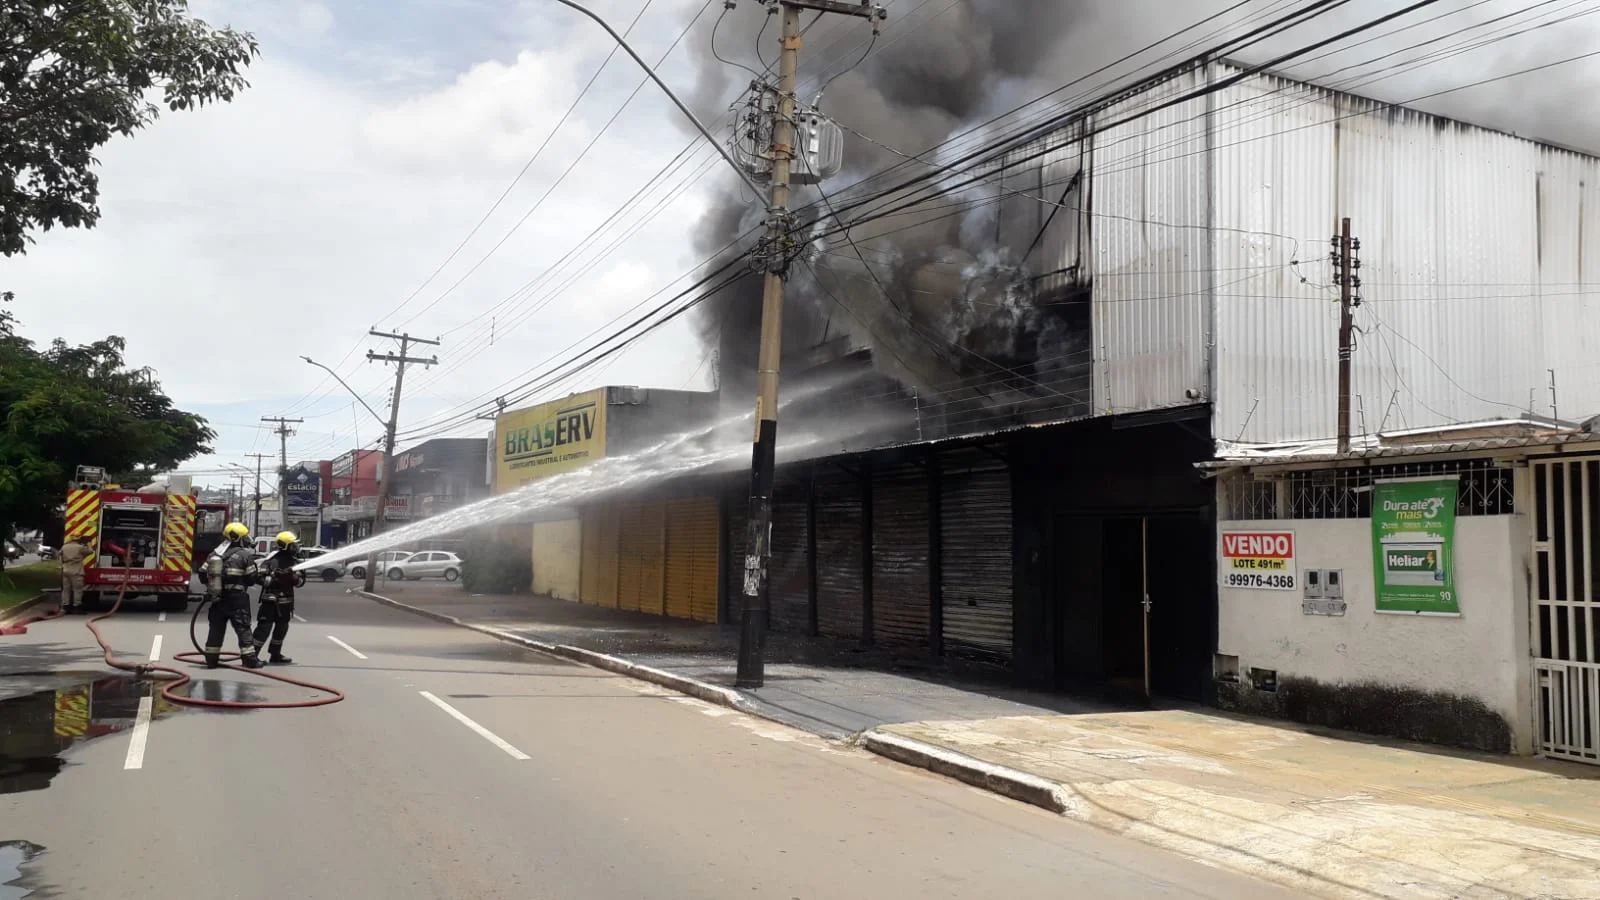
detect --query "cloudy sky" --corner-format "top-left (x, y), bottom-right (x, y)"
top-left (5, 0), bottom-right (1597, 489)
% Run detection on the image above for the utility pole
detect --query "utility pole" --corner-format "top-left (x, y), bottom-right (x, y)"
top-left (364, 330), bottom-right (439, 592)
top-left (1333, 217), bottom-right (1361, 455)
top-left (245, 453), bottom-right (271, 537)
top-left (736, 0), bottom-right (885, 689)
top-left (262, 416), bottom-right (303, 537)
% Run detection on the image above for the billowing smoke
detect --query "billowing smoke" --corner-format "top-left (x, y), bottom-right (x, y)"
top-left (680, 0), bottom-right (1104, 440)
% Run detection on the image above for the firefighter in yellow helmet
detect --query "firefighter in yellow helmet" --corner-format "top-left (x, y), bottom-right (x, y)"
top-left (200, 521), bottom-right (264, 669)
top-left (253, 530), bottom-right (300, 664)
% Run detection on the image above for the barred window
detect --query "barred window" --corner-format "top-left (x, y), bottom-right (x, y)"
top-left (1222, 457), bottom-right (1516, 520)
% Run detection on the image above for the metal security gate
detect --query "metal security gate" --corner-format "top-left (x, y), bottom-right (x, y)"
top-left (1533, 456), bottom-right (1600, 764)
top-left (941, 452), bottom-right (1013, 663)
top-left (769, 483), bottom-right (811, 634)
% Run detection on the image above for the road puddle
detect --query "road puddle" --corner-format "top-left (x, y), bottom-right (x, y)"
top-left (0, 841), bottom-right (43, 900)
top-left (0, 672), bottom-right (177, 795)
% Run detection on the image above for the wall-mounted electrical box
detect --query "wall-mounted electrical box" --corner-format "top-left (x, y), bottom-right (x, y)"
top-left (1303, 568), bottom-right (1347, 616)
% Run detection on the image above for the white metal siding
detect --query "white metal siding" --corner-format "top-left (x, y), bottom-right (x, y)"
top-left (1208, 62), bottom-right (1600, 443)
top-left (1086, 69), bottom-right (1213, 415)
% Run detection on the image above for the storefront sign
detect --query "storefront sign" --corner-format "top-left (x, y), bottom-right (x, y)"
top-left (1371, 477), bottom-right (1460, 615)
top-left (1220, 529), bottom-right (1298, 591)
top-left (494, 389), bottom-right (607, 494)
top-left (284, 466), bottom-right (321, 510)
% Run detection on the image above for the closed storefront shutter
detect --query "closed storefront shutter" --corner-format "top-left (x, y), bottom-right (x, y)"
top-left (617, 501), bottom-right (665, 615)
top-left (665, 497), bottom-right (720, 623)
top-left (873, 465), bottom-right (930, 648)
top-left (769, 482), bottom-right (811, 634)
top-left (814, 472), bottom-right (864, 641)
top-left (941, 453), bottom-right (1013, 662)
top-left (580, 505), bottom-right (619, 608)
top-left (724, 498), bottom-right (746, 624)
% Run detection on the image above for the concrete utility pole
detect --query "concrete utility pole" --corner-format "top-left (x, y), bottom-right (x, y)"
top-left (245, 453), bottom-right (271, 537)
top-left (736, 0), bottom-right (885, 689)
top-left (1334, 217), bottom-right (1360, 455)
top-left (364, 330), bottom-right (439, 592)
top-left (262, 416), bottom-right (303, 537)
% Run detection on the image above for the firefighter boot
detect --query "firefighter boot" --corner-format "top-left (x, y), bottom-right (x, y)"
top-left (242, 653), bottom-right (265, 670)
top-left (269, 654), bottom-right (294, 665)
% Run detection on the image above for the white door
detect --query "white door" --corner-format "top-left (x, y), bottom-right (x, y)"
top-left (1532, 457), bottom-right (1600, 764)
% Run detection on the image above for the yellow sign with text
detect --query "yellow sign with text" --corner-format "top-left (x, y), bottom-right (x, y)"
top-left (494, 390), bottom-right (607, 494)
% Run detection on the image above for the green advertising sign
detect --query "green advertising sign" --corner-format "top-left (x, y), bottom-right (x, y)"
top-left (1371, 478), bottom-right (1460, 615)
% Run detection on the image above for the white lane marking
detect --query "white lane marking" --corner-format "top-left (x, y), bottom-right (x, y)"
top-left (148, 634), bottom-right (163, 662)
top-left (124, 695), bottom-right (154, 770)
top-left (292, 613), bottom-right (308, 623)
top-left (157, 612), bottom-right (168, 622)
top-left (326, 635), bottom-right (367, 659)
top-left (419, 691), bottom-right (530, 760)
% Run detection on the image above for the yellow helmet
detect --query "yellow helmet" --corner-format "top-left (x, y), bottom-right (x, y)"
top-left (223, 522), bottom-right (250, 542)
top-left (274, 531), bottom-right (299, 551)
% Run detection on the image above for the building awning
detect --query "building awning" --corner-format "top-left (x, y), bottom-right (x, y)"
top-left (1200, 415), bottom-right (1600, 472)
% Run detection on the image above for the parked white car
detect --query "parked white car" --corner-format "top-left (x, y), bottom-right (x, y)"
top-left (346, 550), bottom-right (414, 580)
top-left (386, 551), bottom-right (463, 582)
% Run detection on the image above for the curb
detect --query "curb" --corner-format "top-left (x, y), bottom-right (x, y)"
top-left (0, 594), bottom-right (55, 635)
top-left (357, 590), bottom-right (754, 715)
top-left (855, 730), bottom-right (1085, 818)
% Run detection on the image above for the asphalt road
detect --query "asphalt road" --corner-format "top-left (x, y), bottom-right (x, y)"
top-left (1, 583), bottom-right (1295, 899)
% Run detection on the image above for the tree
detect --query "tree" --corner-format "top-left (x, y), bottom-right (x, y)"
top-left (0, 1), bottom-right (258, 257)
top-left (0, 295), bottom-right (216, 545)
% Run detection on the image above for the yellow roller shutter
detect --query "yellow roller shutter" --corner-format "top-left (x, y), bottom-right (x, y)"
top-left (666, 497), bottom-right (721, 622)
top-left (580, 505), bottom-right (620, 609)
top-left (617, 500), bottom-right (665, 615)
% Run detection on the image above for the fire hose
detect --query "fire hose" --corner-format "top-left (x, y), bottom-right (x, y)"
top-left (81, 584), bottom-right (345, 709)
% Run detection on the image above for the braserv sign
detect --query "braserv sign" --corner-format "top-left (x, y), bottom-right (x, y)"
top-left (494, 389), bottom-right (606, 494)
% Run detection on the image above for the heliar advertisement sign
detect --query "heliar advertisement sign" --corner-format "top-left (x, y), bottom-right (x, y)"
top-left (493, 389), bottom-right (607, 494)
top-left (1371, 477), bottom-right (1460, 615)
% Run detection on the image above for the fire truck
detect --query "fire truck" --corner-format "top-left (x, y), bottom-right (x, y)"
top-left (63, 466), bottom-right (231, 612)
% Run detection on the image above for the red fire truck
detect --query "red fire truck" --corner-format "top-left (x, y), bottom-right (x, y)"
top-left (63, 467), bottom-right (230, 612)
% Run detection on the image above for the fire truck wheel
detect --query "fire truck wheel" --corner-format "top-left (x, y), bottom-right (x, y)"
top-left (81, 591), bottom-right (104, 612)
top-left (158, 594), bottom-right (188, 612)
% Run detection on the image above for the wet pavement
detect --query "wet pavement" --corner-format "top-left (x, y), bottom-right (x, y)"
top-left (0, 673), bottom-right (173, 796)
top-left (0, 841), bottom-right (43, 900)
top-left (365, 583), bottom-right (1120, 737)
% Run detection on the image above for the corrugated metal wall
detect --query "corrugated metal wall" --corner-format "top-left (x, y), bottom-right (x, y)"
top-left (1086, 67), bottom-right (1214, 417)
top-left (1206, 61), bottom-right (1600, 443)
top-left (814, 470), bottom-right (865, 641)
top-left (724, 498), bottom-right (746, 624)
top-left (872, 464), bottom-right (931, 648)
top-left (616, 500), bottom-right (665, 615)
top-left (769, 482), bottom-right (811, 634)
top-left (940, 452), bottom-right (1013, 661)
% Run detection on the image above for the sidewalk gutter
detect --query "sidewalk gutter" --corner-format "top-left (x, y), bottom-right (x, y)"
top-left (358, 590), bottom-right (755, 716)
top-left (855, 730), bottom-right (1087, 818)
top-left (0, 593), bottom-right (54, 635)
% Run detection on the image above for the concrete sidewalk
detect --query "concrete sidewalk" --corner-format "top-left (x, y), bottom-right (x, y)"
top-left (364, 582), bottom-right (1600, 899)
top-left (362, 581), bottom-right (1102, 737)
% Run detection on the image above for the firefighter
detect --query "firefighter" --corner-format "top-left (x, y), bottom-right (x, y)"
top-left (201, 521), bottom-right (264, 669)
top-left (58, 535), bottom-right (90, 614)
top-left (253, 530), bottom-right (299, 664)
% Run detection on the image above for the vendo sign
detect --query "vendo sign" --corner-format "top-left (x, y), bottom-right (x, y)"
top-left (1220, 529), bottom-right (1298, 592)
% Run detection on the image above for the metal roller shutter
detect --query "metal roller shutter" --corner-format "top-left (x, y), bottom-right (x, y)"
top-left (941, 453), bottom-right (1013, 662)
top-left (580, 505), bottom-right (619, 608)
top-left (665, 497), bottom-right (720, 623)
top-left (617, 501), bottom-right (665, 615)
top-left (873, 464), bottom-right (930, 648)
top-left (814, 471), bottom-right (864, 641)
top-left (724, 498), bottom-right (747, 624)
top-left (768, 483), bottom-right (811, 633)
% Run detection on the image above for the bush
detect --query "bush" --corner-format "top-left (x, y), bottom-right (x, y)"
top-left (460, 540), bottom-right (531, 594)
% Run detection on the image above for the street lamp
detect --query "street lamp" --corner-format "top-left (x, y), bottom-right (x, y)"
top-left (302, 355), bottom-right (391, 590)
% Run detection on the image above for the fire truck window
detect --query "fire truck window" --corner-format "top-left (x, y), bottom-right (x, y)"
top-left (196, 509), bottom-right (227, 534)
top-left (99, 507), bottom-right (162, 569)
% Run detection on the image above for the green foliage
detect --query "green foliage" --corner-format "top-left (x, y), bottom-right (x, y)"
top-left (0, 0), bottom-right (259, 256)
top-left (0, 295), bottom-right (215, 536)
top-left (460, 540), bottom-right (532, 595)
top-left (0, 560), bottom-right (60, 610)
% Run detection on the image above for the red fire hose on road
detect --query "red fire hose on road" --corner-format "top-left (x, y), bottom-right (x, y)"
top-left (84, 585), bottom-right (345, 709)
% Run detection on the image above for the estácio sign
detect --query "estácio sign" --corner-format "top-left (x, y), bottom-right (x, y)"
top-left (1220, 529), bottom-right (1298, 591)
